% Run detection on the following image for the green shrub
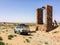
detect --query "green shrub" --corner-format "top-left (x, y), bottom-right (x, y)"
top-left (0, 37), bottom-right (3, 41)
top-left (6, 30), bottom-right (8, 32)
top-left (0, 42), bottom-right (5, 45)
top-left (25, 39), bottom-right (30, 43)
top-left (14, 35), bottom-right (17, 37)
top-left (45, 42), bottom-right (48, 44)
top-left (53, 31), bottom-right (59, 33)
top-left (8, 35), bottom-right (14, 40)
top-left (29, 37), bottom-right (32, 39)
top-left (6, 43), bottom-right (8, 45)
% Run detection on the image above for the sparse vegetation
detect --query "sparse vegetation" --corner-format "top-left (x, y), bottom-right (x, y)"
top-left (53, 31), bottom-right (59, 33)
top-left (2, 31), bottom-right (5, 33)
top-left (29, 24), bottom-right (36, 26)
top-left (0, 42), bottom-right (5, 45)
top-left (45, 42), bottom-right (48, 45)
top-left (0, 22), bottom-right (60, 45)
top-left (25, 39), bottom-right (30, 43)
top-left (29, 37), bottom-right (32, 39)
top-left (14, 35), bottom-right (17, 37)
top-left (8, 34), bottom-right (17, 40)
top-left (6, 43), bottom-right (8, 45)
top-left (0, 37), bottom-right (3, 41)
top-left (8, 35), bottom-right (14, 40)
top-left (6, 30), bottom-right (8, 32)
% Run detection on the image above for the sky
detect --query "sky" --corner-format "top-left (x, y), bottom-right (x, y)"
top-left (0, 0), bottom-right (60, 23)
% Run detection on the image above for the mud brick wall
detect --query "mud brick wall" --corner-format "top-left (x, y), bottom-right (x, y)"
top-left (36, 5), bottom-right (53, 32)
top-left (45, 5), bottom-right (53, 31)
top-left (38, 24), bottom-right (46, 31)
top-left (36, 8), bottom-right (43, 24)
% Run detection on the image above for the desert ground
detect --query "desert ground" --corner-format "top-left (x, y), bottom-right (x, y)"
top-left (0, 22), bottom-right (60, 45)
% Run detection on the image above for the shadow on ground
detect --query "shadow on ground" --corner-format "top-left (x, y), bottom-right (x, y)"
top-left (47, 26), bottom-right (58, 32)
top-left (19, 32), bottom-right (33, 36)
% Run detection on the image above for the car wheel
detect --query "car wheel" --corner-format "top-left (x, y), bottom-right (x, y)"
top-left (20, 32), bottom-right (23, 34)
top-left (14, 31), bottom-right (16, 33)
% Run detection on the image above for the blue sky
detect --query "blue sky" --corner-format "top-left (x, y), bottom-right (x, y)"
top-left (0, 0), bottom-right (60, 23)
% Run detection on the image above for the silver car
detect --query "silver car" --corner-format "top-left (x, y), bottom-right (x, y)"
top-left (14, 24), bottom-right (30, 35)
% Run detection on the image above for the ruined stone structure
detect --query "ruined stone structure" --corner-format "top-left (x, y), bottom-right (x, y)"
top-left (36, 5), bottom-right (53, 32)
top-left (36, 8), bottom-right (43, 24)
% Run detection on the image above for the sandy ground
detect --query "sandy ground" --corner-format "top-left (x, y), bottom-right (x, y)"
top-left (0, 24), bottom-right (60, 45)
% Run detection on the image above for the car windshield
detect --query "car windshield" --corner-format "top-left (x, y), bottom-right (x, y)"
top-left (16, 26), bottom-right (24, 28)
top-left (16, 24), bottom-right (29, 28)
top-left (16, 26), bottom-right (20, 28)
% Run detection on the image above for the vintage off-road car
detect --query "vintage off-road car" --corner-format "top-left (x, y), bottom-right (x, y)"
top-left (14, 24), bottom-right (30, 35)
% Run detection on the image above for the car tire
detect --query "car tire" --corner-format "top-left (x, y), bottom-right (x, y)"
top-left (20, 32), bottom-right (23, 34)
top-left (14, 31), bottom-right (16, 33)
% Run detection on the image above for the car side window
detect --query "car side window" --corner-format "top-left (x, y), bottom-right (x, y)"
top-left (20, 26), bottom-right (23, 28)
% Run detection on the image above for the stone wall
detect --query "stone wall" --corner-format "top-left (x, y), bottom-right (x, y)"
top-left (38, 24), bottom-right (46, 31)
top-left (45, 5), bottom-right (53, 31)
top-left (36, 5), bottom-right (53, 32)
top-left (36, 8), bottom-right (43, 24)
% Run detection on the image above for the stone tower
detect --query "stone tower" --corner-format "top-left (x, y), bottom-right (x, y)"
top-left (36, 5), bottom-right (53, 32)
top-left (36, 8), bottom-right (43, 24)
top-left (45, 5), bottom-right (53, 31)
